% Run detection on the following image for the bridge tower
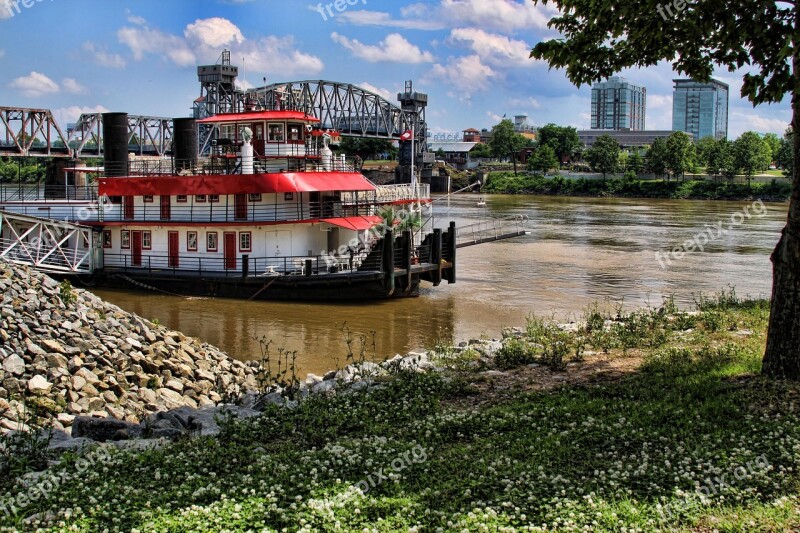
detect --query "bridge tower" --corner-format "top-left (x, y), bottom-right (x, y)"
top-left (397, 81), bottom-right (433, 183)
top-left (194, 50), bottom-right (241, 118)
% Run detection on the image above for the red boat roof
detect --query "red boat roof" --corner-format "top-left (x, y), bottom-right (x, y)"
top-left (98, 172), bottom-right (375, 196)
top-left (322, 216), bottom-right (383, 231)
top-left (197, 111), bottom-right (320, 124)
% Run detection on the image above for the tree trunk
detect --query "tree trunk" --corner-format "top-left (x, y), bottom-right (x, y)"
top-left (512, 152), bottom-right (518, 176)
top-left (762, 27), bottom-right (800, 379)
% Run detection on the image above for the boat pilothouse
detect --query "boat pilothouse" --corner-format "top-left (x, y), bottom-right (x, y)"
top-left (0, 111), bottom-right (456, 300)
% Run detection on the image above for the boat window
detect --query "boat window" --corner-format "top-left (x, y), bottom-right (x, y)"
top-left (196, 195), bottom-right (207, 203)
top-left (187, 231), bottom-right (198, 252)
top-left (268, 123), bottom-right (285, 142)
top-left (207, 232), bottom-right (218, 252)
top-left (102, 230), bottom-right (112, 249)
top-left (143, 195), bottom-right (153, 203)
top-left (248, 193), bottom-right (262, 202)
top-left (142, 231), bottom-right (152, 250)
top-left (288, 123), bottom-right (303, 143)
top-left (177, 195), bottom-right (188, 203)
top-left (220, 124), bottom-right (237, 142)
top-left (209, 194), bottom-right (220, 203)
top-left (239, 232), bottom-right (252, 252)
top-left (121, 230), bottom-right (130, 250)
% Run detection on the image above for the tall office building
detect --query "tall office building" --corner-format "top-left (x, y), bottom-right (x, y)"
top-left (672, 78), bottom-right (729, 140)
top-left (590, 76), bottom-right (647, 130)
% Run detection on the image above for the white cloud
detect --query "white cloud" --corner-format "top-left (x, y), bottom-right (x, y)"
top-left (336, 10), bottom-right (444, 30)
top-left (52, 106), bottom-right (110, 128)
top-left (239, 36), bottom-right (324, 78)
top-left (8, 72), bottom-right (59, 97)
top-left (331, 32), bottom-right (434, 64)
top-left (428, 55), bottom-right (498, 90)
top-left (359, 82), bottom-right (395, 101)
top-left (82, 42), bottom-right (126, 69)
top-left (339, 1), bottom-right (558, 32)
top-left (645, 94), bottom-right (673, 130)
top-left (116, 18), bottom-right (323, 78)
top-left (118, 25), bottom-right (197, 66)
top-left (185, 17), bottom-right (244, 48)
top-left (507, 96), bottom-right (541, 112)
top-left (62, 78), bottom-right (88, 95)
top-left (0, 3), bottom-right (12, 19)
top-left (729, 111), bottom-right (789, 137)
top-left (449, 28), bottom-right (537, 67)
top-left (486, 111), bottom-right (504, 123)
top-left (439, 0), bottom-right (558, 31)
top-left (0, 49), bottom-right (5, 58)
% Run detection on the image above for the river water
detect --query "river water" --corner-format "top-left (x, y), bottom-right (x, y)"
top-left (93, 195), bottom-right (786, 376)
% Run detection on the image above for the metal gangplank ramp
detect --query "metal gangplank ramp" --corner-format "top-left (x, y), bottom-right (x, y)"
top-left (456, 215), bottom-right (531, 248)
top-left (0, 210), bottom-right (98, 274)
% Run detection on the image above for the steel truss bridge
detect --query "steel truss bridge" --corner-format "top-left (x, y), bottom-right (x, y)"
top-left (0, 107), bottom-right (173, 159)
top-left (1, 81), bottom-right (427, 163)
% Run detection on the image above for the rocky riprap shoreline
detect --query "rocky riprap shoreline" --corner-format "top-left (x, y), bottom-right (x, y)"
top-left (0, 260), bottom-right (260, 438)
top-left (0, 259), bottom-right (467, 452)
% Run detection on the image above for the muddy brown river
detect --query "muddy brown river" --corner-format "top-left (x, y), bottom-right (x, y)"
top-left (93, 195), bottom-right (786, 376)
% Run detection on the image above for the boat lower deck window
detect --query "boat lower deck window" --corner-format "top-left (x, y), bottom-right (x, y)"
top-left (239, 232), bottom-right (251, 252)
top-left (207, 232), bottom-right (218, 252)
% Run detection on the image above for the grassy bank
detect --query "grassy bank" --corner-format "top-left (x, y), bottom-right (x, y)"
top-left (3, 293), bottom-right (800, 531)
top-left (483, 172), bottom-right (792, 201)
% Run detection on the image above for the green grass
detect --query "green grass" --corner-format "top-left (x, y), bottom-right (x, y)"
top-left (3, 296), bottom-right (800, 531)
top-left (484, 172), bottom-right (792, 201)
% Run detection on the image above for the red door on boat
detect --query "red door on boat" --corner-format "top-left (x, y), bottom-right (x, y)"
top-left (168, 231), bottom-right (179, 268)
top-left (131, 231), bottom-right (142, 267)
top-left (224, 232), bottom-right (236, 270)
top-left (234, 194), bottom-right (247, 220)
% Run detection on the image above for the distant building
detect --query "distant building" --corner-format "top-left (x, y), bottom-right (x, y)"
top-left (591, 76), bottom-right (646, 131)
top-left (428, 142), bottom-right (479, 170)
top-left (672, 78), bottom-right (729, 140)
top-left (462, 128), bottom-right (481, 143)
top-left (577, 129), bottom-right (693, 149)
top-left (513, 115), bottom-right (536, 133)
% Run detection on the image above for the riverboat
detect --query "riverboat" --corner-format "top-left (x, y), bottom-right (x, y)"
top-left (0, 111), bottom-right (456, 300)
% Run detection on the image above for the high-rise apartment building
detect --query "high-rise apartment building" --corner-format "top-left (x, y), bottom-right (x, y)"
top-left (590, 76), bottom-right (646, 130)
top-left (672, 78), bottom-right (729, 140)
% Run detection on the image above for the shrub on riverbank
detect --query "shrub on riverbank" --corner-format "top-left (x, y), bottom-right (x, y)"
top-left (484, 172), bottom-right (792, 201)
top-left (3, 295), bottom-right (800, 531)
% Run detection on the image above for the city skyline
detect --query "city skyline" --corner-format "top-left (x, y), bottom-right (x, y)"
top-left (0, 0), bottom-right (790, 140)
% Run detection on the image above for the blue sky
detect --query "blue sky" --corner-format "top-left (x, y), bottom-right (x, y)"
top-left (0, 0), bottom-right (791, 140)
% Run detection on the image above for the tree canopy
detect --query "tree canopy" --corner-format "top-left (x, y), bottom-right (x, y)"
top-left (585, 134), bottom-right (620, 179)
top-left (530, 0), bottom-right (799, 378)
top-left (537, 123), bottom-right (580, 164)
top-left (528, 144), bottom-right (559, 175)
top-left (490, 119), bottom-right (528, 174)
top-left (665, 131), bottom-right (696, 179)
